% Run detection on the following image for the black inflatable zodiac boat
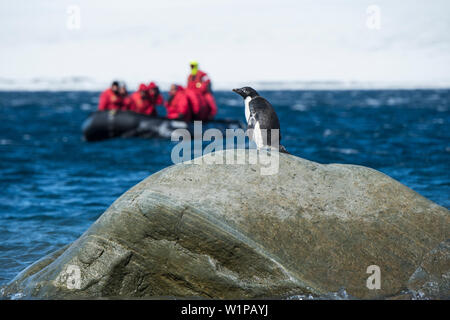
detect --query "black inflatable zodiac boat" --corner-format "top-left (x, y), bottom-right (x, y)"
top-left (82, 110), bottom-right (245, 142)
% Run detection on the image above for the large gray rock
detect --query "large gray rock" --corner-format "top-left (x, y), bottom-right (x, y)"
top-left (2, 150), bottom-right (449, 299)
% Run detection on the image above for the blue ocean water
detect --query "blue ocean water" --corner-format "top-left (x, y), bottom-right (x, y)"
top-left (0, 89), bottom-right (449, 286)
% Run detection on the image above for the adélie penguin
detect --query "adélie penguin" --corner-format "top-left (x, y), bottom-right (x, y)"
top-left (232, 86), bottom-right (289, 154)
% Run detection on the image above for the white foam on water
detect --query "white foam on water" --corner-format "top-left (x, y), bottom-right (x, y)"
top-left (327, 147), bottom-right (359, 155)
top-left (0, 139), bottom-right (12, 145)
top-left (323, 129), bottom-right (333, 137)
top-left (291, 103), bottom-right (308, 111)
top-left (80, 103), bottom-right (93, 111)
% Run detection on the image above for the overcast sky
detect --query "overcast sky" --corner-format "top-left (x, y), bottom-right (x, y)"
top-left (1, 0), bottom-right (450, 89)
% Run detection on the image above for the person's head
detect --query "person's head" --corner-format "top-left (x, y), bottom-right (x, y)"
top-left (169, 84), bottom-right (181, 96)
top-left (138, 83), bottom-right (148, 98)
top-left (118, 83), bottom-right (128, 97)
top-left (111, 81), bottom-right (120, 94)
top-left (190, 60), bottom-right (198, 75)
top-left (148, 82), bottom-right (159, 96)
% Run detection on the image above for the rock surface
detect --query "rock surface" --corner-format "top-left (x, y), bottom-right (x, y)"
top-left (407, 239), bottom-right (449, 299)
top-left (2, 150), bottom-right (449, 299)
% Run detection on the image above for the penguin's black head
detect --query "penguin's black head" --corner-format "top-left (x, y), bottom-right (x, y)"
top-left (232, 87), bottom-right (259, 99)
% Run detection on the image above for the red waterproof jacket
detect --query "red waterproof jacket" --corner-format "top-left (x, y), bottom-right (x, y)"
top-left (148, 82), bottom-right (164, 107)
top-left (204, 92), bottom-right (217, 119)
top-left (187, 70), bottom-right (210, 94)
top-left (121, 96), bottom-right (135, 111)
top-left (149, 92), bottom-right (164, 108)
top-left (165, 87), bottom-right (192, 122)
top-left (98, 88), bottom-right (122, 111)
top-left (130, 92), bottom-right (158, 116)
top-left (187, 70), bottom-right (217, 119)
top-left (185, 88), bottom-right (209, 121)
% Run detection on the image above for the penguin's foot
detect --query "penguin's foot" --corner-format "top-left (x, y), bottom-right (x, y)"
top-left (279, 145), bottom-right (290, 154)
top-left (257, 145), bottom-right (290, 154)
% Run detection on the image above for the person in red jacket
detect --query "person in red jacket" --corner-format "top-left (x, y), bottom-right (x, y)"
top-left (148, 82), bottom-right (164, 108)
top-left (118, 83), bottom-right (135, 111)
top-left (187, 61), bottom-right (217, 120)
top-left (98, 81), bottom-right (123, 111)
top-left (130, 83), bottom-right (158, 116)
top-left (165, 84), bottom-right (192, 122)
top-left (185, 88), bottom-right (209, 121)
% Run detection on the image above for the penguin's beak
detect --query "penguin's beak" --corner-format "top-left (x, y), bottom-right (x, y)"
top-left (232, 88), bottom-right (244, 97)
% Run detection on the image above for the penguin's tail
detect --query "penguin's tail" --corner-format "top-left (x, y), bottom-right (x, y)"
top-left (279, 145), bottom-right (290, 154)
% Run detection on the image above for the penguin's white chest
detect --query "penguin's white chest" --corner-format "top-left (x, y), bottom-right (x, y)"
top-left (244, 96), bottom-right (252, 122)
top-left (244, 97), bottom-right (264, 149)
top-left (253, 121), bottom-right (265, 149)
